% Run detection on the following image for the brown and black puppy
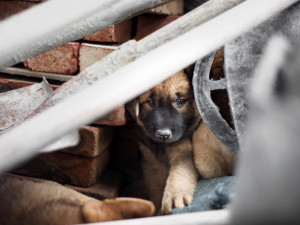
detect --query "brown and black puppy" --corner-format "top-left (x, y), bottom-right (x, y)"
top-left (128, 71), bottom-right (234, 215)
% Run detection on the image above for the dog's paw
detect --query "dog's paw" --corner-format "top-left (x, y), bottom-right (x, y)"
top-left (161, 190), bottom-right (193, 215)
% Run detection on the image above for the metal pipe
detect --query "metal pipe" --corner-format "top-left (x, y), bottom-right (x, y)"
top-left (0, 0), bottom-right (173, 69)
top-left (33, 0), bottom-right (246, 115)
top-left (78, 209), bottom-right (230, 225)
top-left (16, 0), bottom-right (244, 157)
top-left (0, 0), bottom-right (297, 172)
top-left (136, 0), bottom-right (246, 56)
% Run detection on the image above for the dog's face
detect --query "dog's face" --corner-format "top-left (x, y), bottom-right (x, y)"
top-left (131, 71), bottom-right (200, 144)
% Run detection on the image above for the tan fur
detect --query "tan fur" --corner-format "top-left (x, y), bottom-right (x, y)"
top-left (130, 71), bottom-right (235, 215)
top-left (139, 139), bottom-right (198, 215)
top-left (193, 122), bottom-right (235, 178)
top-left (0, 174), bottom-right (155, 225)
top-left (136, 71), bottom-right (200, 133)
top-left (161, 139), bottom-right (198, 214)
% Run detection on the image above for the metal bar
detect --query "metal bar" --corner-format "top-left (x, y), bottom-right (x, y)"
top-left (0, 0), bottom-right (297, 172)
top-left (33, 0), bottom-right (246, 116)
top-left (19, 0), bottom-right (245, 153)
top-left (136, 0), bottom-right (246, 56)
top-left (0, 0), bottom-right (174, 69)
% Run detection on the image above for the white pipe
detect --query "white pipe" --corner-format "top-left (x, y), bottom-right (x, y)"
top-left (0, 0), bottom-right (173, 68)
top-left (0, 0), bottom-right (297, 172)
top-left (82, 209), bottom-right (230, 225)
top-left (32, 0), bottom-right (245, 114)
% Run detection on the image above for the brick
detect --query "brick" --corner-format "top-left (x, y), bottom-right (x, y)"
top-left (83, 19), bottom-right (133, 43)
top-left (0, 1), bottom-right (36, 21)
top-left (62, 126), bottom-right (115, 158)
top-left (134, 14), bottom-right (180, 41)
top-left (14, 149), bottom-right (110, 187)
top-left (94, 105), bottom-right (126, 126)
top-left (149, 0), bottom-right (184, 15)
top-left (24, 42), bottom-right (79, 75)
top-left (79, 43), bottom-right (117, 72)
top-left (65, 170), bottom-right (122, 200)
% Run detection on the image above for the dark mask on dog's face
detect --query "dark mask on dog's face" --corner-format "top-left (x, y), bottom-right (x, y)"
top-left (133, 72), bottom-right (200, 144)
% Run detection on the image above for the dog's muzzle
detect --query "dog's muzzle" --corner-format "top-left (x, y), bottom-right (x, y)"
top-left (156, 129), bottom-right (172, 141)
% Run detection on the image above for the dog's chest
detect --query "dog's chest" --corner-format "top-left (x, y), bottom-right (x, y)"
top-left (138, 141), bottom-right (170, 168)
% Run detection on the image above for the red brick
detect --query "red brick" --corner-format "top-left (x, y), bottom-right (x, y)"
top-left (134, 14), bottom-right (180, 41)
top-left (94, 105), bottom-right (126, 126)
top-left (65, 170), bottom-right (122, 200)
top-left (0, 1), bottom-right (36, 21)
top-left (149, 0), bottom-right (184, 15)
top-left (79, 43), bottom-right (117, 72)
top-left (24, 42), bottom-right (79, 75)
top-left (83, 19), bottom-right (133, 43)
top-left (14, 149), bottom-right (110, 187)
top-left (62, 126), bottom-right (115, 158)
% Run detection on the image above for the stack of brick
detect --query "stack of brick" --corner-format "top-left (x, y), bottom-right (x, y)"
top-left (0, 76), bottom-right (122, 198)
top-left (0, 0), bottom-right (185, 200)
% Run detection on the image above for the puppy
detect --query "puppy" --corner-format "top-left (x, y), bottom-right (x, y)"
top-left (128, 71), bottom-right (234, 214)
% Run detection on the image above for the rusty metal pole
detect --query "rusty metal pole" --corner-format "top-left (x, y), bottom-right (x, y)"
top-left (0, 0), bottom-right (174, 69)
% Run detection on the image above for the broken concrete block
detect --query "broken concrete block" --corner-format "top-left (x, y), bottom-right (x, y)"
top-left (83, 19), bottom-right (133, 43)
top-left (79, 43), bottom-right (117, 72)
top-left (149, 0), bottom-right (184, 15)
top-left (14, 149), bottom-right (110, 187)
top-left (24, 42), bottom-right (79, 75)
top-left (135, 14), bottom-right (180, 41)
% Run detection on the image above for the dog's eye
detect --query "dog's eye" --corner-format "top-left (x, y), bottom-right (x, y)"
top-left (176, 98), bottom-right (186, 107)
top-left (146, 98), bottom-right (156, 107)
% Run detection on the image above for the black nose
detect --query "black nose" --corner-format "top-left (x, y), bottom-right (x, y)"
top-left (156, 129), bottom-right (171, 141)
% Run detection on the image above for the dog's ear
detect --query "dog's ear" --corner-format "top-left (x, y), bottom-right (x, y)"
top-left (126, 98), bottom-right (139, 119)
top-left (184, 64), bottom-right (195, 83)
